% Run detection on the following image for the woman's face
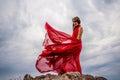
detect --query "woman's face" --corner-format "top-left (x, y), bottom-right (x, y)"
top-left (73, 21), bottom-right (79, 27)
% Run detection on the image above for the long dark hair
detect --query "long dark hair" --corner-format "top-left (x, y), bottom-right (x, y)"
top-left (72, 16), bottom-right (81, 30)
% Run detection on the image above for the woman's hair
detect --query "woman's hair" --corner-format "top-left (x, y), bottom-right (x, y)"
top-left (72, 16), bottom-right (81, 24)
top-left (72, 16), bottom-right (81, 30)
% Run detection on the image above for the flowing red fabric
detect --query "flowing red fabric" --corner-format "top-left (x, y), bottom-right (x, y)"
top-left (36, 22), bottom-right (82, 74)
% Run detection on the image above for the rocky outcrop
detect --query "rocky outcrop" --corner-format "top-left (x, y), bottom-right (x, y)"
top-left (24, 72), bottom-right (107, 80)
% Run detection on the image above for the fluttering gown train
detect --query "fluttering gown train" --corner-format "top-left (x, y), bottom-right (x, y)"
top-left (36, 22), bottom-right (82, 74)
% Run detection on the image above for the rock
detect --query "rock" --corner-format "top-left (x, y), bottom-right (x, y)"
top-left (95, 76), bottom-right (107, 80)
top-left (24, 74), bottom-right (34, 80)
top-left (23, 72), bottom-right (107, 80)
top-left (82, 74), bottom-right (94, 80)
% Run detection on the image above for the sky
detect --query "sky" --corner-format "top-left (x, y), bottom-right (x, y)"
top-left (0, 0), bottom-right (120, 80)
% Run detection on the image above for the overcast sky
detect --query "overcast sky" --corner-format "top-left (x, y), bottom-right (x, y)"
top-left (0, 0), bottom-right (120, 80)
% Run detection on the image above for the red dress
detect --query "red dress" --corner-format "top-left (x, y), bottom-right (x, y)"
top-left (36, 22), bottom-right (82, 74)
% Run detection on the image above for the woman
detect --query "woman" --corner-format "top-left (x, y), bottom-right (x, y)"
top-left (36, 16), bottom-right (83, 74)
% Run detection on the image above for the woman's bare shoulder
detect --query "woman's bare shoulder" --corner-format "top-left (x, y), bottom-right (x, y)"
top-left (79, 27), bottom-right (83, 32)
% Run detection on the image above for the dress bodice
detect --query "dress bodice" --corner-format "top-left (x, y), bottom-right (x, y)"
top-left (72, 25), bottom-right (80, 39)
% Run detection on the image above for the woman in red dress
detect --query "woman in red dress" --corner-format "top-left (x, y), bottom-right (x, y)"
top-left (36, 16), bottom-right (83, 74)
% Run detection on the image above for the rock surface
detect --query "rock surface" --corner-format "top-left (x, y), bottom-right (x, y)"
top-left (23, 72), bottom-right (107, 80)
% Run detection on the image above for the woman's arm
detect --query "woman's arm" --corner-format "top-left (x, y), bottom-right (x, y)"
top-left (77, 27), bottom-right (83, 40)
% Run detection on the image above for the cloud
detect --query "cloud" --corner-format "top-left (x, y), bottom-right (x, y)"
top-left (0, 0), bottom-right (76, 79)
top-left (0, 0), bottom-right (120, 80)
